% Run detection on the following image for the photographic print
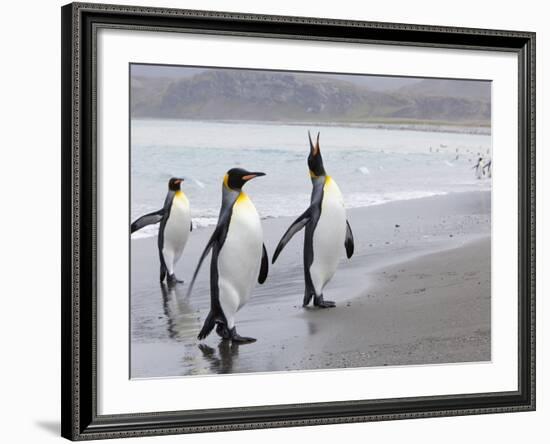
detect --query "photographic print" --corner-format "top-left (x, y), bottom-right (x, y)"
top-left (130, 64), bottom-right (492, 379)
top-left (62, 5), bottom-right (535, 438)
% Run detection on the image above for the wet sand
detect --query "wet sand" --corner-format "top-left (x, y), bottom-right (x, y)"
top-left (131, 190), bottom-right (491, 378)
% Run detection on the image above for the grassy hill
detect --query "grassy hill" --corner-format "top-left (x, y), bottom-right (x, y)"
top-left (131, 69), bottom-right (490, 127)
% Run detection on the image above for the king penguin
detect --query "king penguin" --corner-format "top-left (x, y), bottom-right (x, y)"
top-left (131, 177), bottom-right (192, 285)
top-left (483, 158), bottom-right (492, 178)
top-left (272, 132), bottom-right (354, 308)
top-left (187, 168), bottom-right (269, 343)
top-left (473, 157), bottom-right (484, 179)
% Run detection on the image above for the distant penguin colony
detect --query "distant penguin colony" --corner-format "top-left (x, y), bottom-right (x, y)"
top-left (131, 131), bottom-right (488, 344)
top-left (131, 177), bottom-right (192, 285)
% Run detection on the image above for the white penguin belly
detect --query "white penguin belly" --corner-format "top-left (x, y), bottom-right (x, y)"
top-left (217, 193), bottom-right (262, 326)
top-left (162, 193), bottom-right (191, 267)
top-left (310, 177), bottom-right (346, 294)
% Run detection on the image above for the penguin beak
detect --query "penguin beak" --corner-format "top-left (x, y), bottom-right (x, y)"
top-left (242, 172), bottom-right (266, 181)
top-left (175, 178), bottom-right (184, 185)
top-left (308, 131), bottom-right (320, 156)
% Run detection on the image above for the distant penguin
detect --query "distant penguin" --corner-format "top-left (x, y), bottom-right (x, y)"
top-left (272, 132), bottom-right (354, 308)
top-left (187, 168), bottom-right (268, 343)
top-left (473, 157), bottom-right (484, 179)
top-left (483, 159), bottom-right (493, 178)
top-left (131, 177), bottom-right (192, 285)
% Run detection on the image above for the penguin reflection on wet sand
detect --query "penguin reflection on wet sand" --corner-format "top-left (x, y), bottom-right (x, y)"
top-left (187, 168), bottom-right (269, 343)
top-left (160, 283), bottom-right (200, 341)
top-left (272, 132), bottom-right (354, 308)
top-left (198, 342), bottom-right (240, 374)
top-left (131, 177), bottom-right (192, 285)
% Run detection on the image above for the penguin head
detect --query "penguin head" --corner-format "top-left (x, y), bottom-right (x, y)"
top-left (307, 131), bottom-right (326, 178)
top-left (224, 168), bottom-right (266, 190)
top-left (168, 177), bottom-right (185, 191)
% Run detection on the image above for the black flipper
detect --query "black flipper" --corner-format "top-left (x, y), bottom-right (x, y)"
top-left (198, 311), bottom-right (217, 340)
top-left (186, 206), bottom-right (232, 298)
top-left (190, 220), bottom-right (193, 232)
top-left (272, 208), bottom-right (312, 263)
top-left (345, 220), bottom-right (354, 259)
top-left (131, 209), bottom-right (164, 233)
top-left (258, 244), bottom-right (269, 284)
top-left (191, 201), bottom-right (235, 341)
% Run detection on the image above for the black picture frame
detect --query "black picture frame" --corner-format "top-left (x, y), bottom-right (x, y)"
top-left (61, 2), bottom-right (536, 440)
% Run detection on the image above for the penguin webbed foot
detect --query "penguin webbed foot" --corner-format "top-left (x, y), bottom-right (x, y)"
top-left (313, 295), bottom-right (336, 308)
top-left (167, 274), bottom-right (184, 285)
top-left (230, 329), bottom-right (257, 344)
top-left (217, 325), bottom-right (256, 343)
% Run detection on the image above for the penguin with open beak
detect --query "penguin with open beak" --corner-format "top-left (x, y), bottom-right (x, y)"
top-left (272, 132), bottom-right (354, 308)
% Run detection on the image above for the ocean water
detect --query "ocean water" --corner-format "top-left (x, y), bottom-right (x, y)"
top-left (131, 119), bottom-right (491, 238)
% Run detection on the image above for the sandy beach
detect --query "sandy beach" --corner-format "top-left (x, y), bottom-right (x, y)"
top-left (130, 190), bottom-right (491, 378)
